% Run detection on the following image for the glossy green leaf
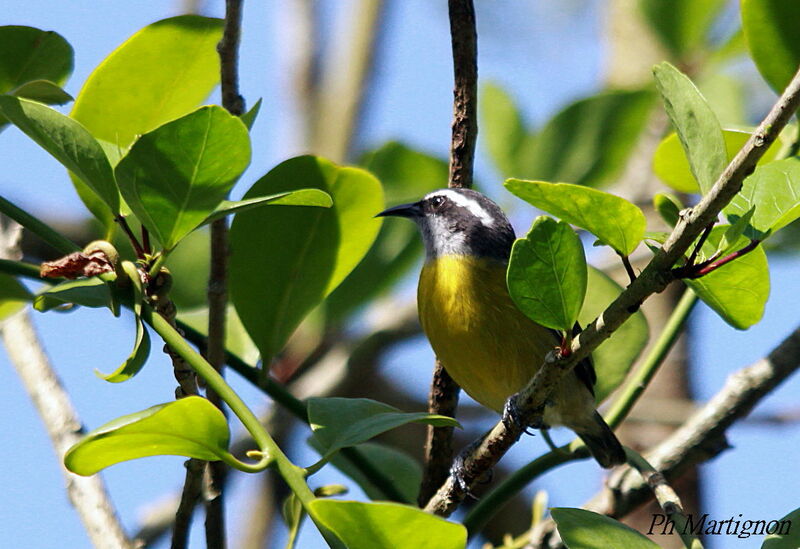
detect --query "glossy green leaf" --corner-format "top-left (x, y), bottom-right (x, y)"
top-left (742, 0), bottom-right (800, 94)
top-left (724, 157), bottom-right (800, 240)
top-left (0, 274), bottom-right (33, 320)
top-left (762, 506), bottom-right (800, 548)
top-left (240, 98), bottom-right (262, 130)
top-left (0, 26), bottom-right (72, 93)
top-left (0, 97), bottom-right (119, 212)
top-left (506, 179), bottom-right (646, 256)
top-left (178, 305), bottom-right (260, 366)
top-left (202, 189), bottom-right (333, 225)
top-left (33, 277), bottom-right (113, 312)
top-left (718, 207), bottom-right (755, 256)
top-left (230, 156), bottom-right (384, 362)
top-left (96, 262), bottom-right (150, 382)
top-left (516, 89), bottom-right (654, 188)
top-left (64, 396), bottom-right (230, 476)
top-left (308, 398), bottom-right (458, 463)
top-left (481, 82), bottom-right (528, 178)
top-left (326, 142), bottom-right (447, 323)
top-left (9, 80), bottom-right (72, 105)
top-left (639, 0), bottom-right (726, 56)
top-left (309, 500), bottom-right (467, 549)
top-left (115, 105), bottom-right (251, 250)
top-left (579, 268), bottom-right (649, 403)
top-left (653, 193), bottom-right (684, 227)
top-left (552, 507), bottom-right (660, 549)
top-left (653, 129), bottom-right (781, 194)
top-left (70, 15), bottom-right (223, 149)
top-left (507, 216), bottom-right (587, 332)
top-left (653, 62), bottom-right (726, 194)
top-left (315, 441), bottom-right (421, 504)
top-left (163, 227), bottom-right (209, 310)
top-left (686, 226), bottom-right (769, 330)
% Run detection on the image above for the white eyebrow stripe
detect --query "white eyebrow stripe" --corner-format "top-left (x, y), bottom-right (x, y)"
top-left (427, 190), bottom-right (495, 227)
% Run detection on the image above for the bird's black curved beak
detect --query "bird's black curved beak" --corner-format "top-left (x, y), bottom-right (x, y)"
top-left (375, 201), bottom-right (422, 218)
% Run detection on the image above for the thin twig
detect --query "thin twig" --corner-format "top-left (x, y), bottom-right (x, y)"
top-left (0, 221), bottom-right (133, 549)
top-left (424, 63), bottom-right (800, 517)
top-left (419, 0), bottom-right (478, 506)
top-left (115, 215), bottom-right (145, 258)
top-left (618, 253), bottom-right (637, 285)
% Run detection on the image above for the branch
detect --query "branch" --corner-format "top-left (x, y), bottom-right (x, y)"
top-left (424, 63), bottom-right (800, 516)
top-left (0, 221), bottom-right (133, 549)
top-left (419, 0), bottom-right (478, 505)
top-left (530, 320), bottom-right (800, 547)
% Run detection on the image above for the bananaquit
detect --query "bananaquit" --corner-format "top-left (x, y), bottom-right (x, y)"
top-left (377, 188), bottom-right (625, 468)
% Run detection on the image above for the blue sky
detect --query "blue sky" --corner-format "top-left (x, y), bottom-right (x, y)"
top-left (2, 2), bottom-right (799, 548)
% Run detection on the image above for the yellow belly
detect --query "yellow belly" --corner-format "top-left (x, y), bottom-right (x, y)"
top-left (418, 255), bottom-right (557, 412)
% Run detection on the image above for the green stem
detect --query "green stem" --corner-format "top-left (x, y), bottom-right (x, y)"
top-left (0, 195), bottom-right (80, 255)
top-left (606, 288), bottom-right (698, 429)
top-left (146, 252), bottom-right (168, 279)
top-left (625, 448), bottom-right (704, 549)
top-left (141, 305), bottom-right (315, 503)
top-left (0, 258), bottom-right (44, 279)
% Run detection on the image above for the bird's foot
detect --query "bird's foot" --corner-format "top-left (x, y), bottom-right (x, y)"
top-left (502, 395), bottom-right (549, 435)
top-left (449, 436), bottom-right (492, 500)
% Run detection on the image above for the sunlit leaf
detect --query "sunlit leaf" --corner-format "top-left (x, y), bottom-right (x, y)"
top-left (579, 268), bottom-right (649, 403)
top-left (9, 80), bottom-right (72, 105)
top-left (201, 189), bottom-right (332, 225)
top-left (308, 398), bottom-right (458, 464)
top-left (653, 62), bottom-right (726, 194)
top-left (742, 0), bottom-right (800, 94)
top-left (686, 226), bottom-right (769, 330)
top-left (481, 82), bottom-right (528, 178)
top-left (309, 500), bottom-right (467, 549)
top-left (0, 26), bottom-right (72, 93)
top-left (653, 193), bottom-right (683, 227)
top-left (64, 396), bottom-right (230, 476)
top-left (653, 129), bottom-right (781, 194)
top-left (240, 98), bottom-right (262, 130)
top-left (33, 277), bottom-right (113, 313)
top-left (0, 274), bottom-right (32, 320)
top-left (178, 305), bottom-right (260, 366)
top-left (639, 0), bottom-right (726, 57)
top-left (724, 157), bottom-right (800, 240)
top-left (0, 97), bottom-right (118, 212)
top-left (552, 508), bottom-right (660, 549)
top-left (507, 216), bottom-right (587, 332)
top-left (230, 156), bottom-right (383, 363)
top-left (762, 506), bottom-right (800, 549)
top-left (506, 179), bottom-right (646, 256)
top-left (115, 105), bottom-right (251, 250)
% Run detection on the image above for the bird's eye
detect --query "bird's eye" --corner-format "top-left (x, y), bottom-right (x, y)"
top-left (430, 196), bottom-right (446, 209)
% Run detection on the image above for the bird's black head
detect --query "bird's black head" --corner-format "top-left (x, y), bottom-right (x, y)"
top-left (376, 188), bottom-right (515, 261)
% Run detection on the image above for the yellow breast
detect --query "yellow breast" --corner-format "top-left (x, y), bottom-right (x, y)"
top-left (418, 255), bottom-right (556, 412)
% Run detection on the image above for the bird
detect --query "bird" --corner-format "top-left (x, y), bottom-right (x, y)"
top-left (377, 187), bottom-right (625, 468)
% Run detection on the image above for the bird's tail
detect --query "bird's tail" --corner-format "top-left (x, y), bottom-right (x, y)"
top-left (574, 412), bottom-right (626, 469)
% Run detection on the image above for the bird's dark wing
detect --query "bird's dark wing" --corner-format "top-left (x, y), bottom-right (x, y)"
top-left (548, 323), bottom-right (596, 397)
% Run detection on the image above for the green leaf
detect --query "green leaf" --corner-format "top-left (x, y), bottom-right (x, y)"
top-left (579, 268), bottom-right (649, 403)
top-left (718, 207), bottom-right (755, 256)
top-left (762, 506), bottom-right (800, 548)
top-left (639, 0), bottom-right (726, 57)
top-left (481, 82), bottom-right (528, 178)
top-left (96, 261), bottom-right (150, 382)
top-left (686, 226), bottom-right (769, 330)
top-left (0, 97), bottom-right (119, 212)
top-left (115, 105), bottom-right (251, 250)
top-left (516, 89), bottom-right (654, 188)
top-left (507, 216), bottom-right (587, 332)
top-left (240, 98), bottom-right (262, 130)
top-left (178, 305), bottom-right (260, 366)
top-left (202, 189), bottom-right (333, 225)
top-left (552, 507), bottom-right (660, 549)
top-left (64, 396), bottom-right (230, 476)
top-left (724, 157), bottom-right (800, 240)
top-left (0, 26), bottom-right (73, 93)
top-left (506, 179), bottom-right (646, 256)
top-left (326, 142), bottom-right (447, 323)
top-left (163, 227), bottom-right (209, 310)
top-left (653, 62), bottom-right (726, 194)
top-left (742, 0), bottom-right (800, 94)
top-left (33, 277), bottom-right (113, 312)
top-left (309, 500), bottom-right (467, 549)
top-left (229, 156), bottom-right (384, 362)
top-left (653, 193), bottom-right (684, 227)
top-left (9, 80), bottom-right (73, 105)
top-left (317, 442), bottom-right (421, 504)
top-left (70, 15), bottom-right (224, 149)
top-left (0, 274), bottom-right (33, 320)
top-left (653, 129), bottom-right (781, 194)
top-left (308, 398), bottom-right (458, 464)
